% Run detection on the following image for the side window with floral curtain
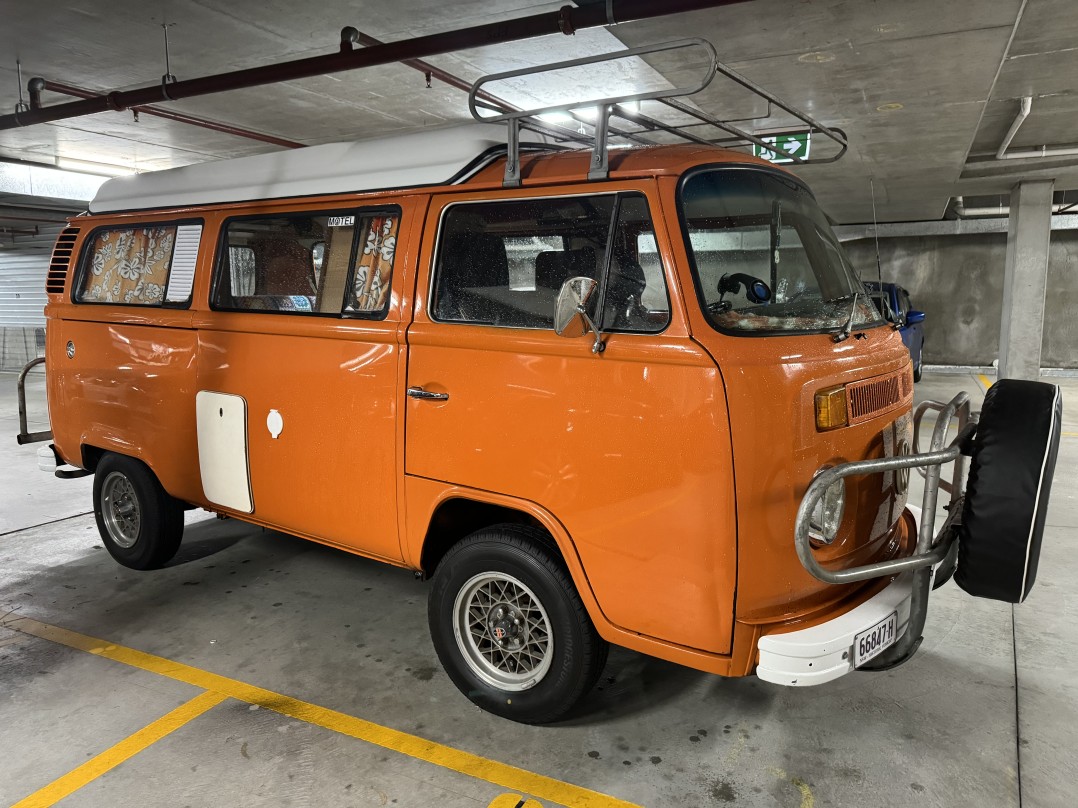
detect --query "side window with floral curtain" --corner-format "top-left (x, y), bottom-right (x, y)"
top-left (346, 214), bottom-right (399, 315)
top-left (78, 226), bottom-right (177, 305)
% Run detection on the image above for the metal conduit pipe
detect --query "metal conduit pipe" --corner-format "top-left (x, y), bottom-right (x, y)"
top-left (995, 96), bottom-right (1078, 160)
top-left (1000, 144), bottom-right (1078, 160)
top-left (953, 195), bottom-right (1073, 218)
top-left (37, 79), bottom-right (304, 149)
top-left (996, 95), bottom-right (1032, 159)
top-left (0, 0), bottom-right (751, 132)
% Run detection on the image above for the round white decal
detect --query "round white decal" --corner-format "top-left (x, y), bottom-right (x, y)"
top-left (267, 409), bottom-right (284, 439)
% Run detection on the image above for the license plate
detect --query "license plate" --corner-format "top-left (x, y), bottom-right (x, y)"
top-left (854, 611), bottom-right (898, 668)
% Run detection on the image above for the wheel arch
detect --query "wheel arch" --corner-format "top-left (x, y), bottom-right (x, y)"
top-left (81, 440), bottom-right (174, 492)
top-left (413, 487), bottom-right (609, 630)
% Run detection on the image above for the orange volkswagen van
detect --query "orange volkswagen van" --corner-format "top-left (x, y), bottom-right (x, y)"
top-left (27, 120), bottom-right (1061, 724)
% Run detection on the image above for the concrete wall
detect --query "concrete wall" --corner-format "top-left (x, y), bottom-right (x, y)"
top-left (844, 231), bottom-right (1078, 368)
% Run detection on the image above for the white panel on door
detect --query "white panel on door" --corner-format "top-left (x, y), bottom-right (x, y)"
top-left (195, 391), bottom-right (253, 513)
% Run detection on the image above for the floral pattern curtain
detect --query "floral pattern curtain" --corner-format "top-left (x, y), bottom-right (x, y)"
top-left (80, 226), bottom-right (176, 304)
top-left (349, 215), bottom-right (398, 312)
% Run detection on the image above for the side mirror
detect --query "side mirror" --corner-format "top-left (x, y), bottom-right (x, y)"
top-left (906, 310), bottom-right (925, 325)
top-left (554, 276), bottom-right (605, 354)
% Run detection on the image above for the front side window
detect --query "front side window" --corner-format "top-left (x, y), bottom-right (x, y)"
top-left (681, 168), bottom-right (882, 335)
top-left (213, 209), bottom-right (399, 316)
top-left (432, 192), bottom-right (670, 332)
top-left (78, 226), bottom-right (175, 305)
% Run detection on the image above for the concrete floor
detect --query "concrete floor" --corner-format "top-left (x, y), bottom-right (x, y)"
top-left (1, 369), bottom-right (1075, 808)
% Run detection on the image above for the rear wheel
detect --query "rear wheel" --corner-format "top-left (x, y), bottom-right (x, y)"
top-left (93, 453), bottom-right (184, 570)
top-left (427, 524), bottom-right (607, 724)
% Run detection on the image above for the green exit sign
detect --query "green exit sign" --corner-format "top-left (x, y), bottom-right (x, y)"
top-left (753, 133), bottom-right (811, 163)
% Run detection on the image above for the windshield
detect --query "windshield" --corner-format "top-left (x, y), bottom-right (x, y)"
top-left (680, 168), bottom-right (883, 335)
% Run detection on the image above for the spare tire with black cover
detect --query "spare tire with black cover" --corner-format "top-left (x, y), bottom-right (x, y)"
top-left (957, 379), bottom-right (1062, 603)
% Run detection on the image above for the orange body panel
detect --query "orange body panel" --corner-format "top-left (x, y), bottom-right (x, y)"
top-left (42, 144), bottom-right (919, 679)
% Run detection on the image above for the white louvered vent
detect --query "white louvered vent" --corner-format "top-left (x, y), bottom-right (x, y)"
top-left (165, 224), bottom-right (203, 303)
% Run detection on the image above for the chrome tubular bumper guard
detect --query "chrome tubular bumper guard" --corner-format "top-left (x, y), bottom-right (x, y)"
top-left (16, 357), bottom-right (52, 445)
top-left (792, 392), bottom-right (976, 671)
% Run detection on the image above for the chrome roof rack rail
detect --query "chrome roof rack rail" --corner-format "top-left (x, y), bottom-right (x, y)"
top-left (468, 38), bottom-right (848, 187)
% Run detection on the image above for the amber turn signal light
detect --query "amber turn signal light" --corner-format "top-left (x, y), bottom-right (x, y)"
top-left (815, 386), bottom-right (848, 430)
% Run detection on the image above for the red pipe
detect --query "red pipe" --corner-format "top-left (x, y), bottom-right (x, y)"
top-left (40, 80), bottom-right (304, 149)
top-left (343, 29), bottom-right (524, 114)
top-left (1, 0), bottom-right (750, 131)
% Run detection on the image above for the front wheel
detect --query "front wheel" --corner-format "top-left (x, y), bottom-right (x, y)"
top-left (427, 525), bottom-right (607, 724)
top-left (912, 345), bottom-right (924, 382)
top-left (93, 453), bottom-right (184, 570)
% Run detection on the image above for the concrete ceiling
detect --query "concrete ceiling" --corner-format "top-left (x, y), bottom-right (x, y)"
top-left (1, 0), bottom-right (1077, 232)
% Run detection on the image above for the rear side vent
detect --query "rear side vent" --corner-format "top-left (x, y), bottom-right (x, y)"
top-left (46, 227), bottom-right (80, 295)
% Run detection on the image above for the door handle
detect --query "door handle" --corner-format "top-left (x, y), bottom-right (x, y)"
top-left (407, 386), bottom-right (449, 402)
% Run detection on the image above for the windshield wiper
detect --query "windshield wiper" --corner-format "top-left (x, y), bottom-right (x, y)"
top-left (832, 291), bottom-right (860, 343)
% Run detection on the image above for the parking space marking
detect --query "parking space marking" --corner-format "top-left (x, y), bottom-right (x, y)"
top-left (0, 612), bottom-right (639, 808)
top-left (11, 690), bottom-right (227, 808)
top-left (490, 795), bottom-right (544, 808)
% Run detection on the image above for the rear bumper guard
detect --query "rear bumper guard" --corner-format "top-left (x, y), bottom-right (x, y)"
top-left (16, 357), bottom-right (52, 445)
top-left (759, 392), bottom-right (975, 683)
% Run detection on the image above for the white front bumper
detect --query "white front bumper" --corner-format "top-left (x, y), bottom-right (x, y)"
top-left (756, 571), bottom-right (916, 686)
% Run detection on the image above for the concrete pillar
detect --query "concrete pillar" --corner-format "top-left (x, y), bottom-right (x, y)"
top-left (999, 179), bottom-right (1053, 380)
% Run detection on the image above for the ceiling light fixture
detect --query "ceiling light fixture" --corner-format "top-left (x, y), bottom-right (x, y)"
top-left (538, 110), bottom-right (573, 124)
top-left (876, 102), bottom-right (904, 112)
top-left (55, 158), bottom-right (137, 177)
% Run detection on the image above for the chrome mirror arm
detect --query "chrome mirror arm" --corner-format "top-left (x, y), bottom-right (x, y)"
top-left (576, 305), bottom-right (605, 354)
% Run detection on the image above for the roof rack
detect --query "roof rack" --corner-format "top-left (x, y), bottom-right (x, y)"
top-left (468, 38), bottom-right (848, 188)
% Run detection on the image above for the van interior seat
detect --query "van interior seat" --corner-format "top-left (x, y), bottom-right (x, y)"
top-left (264, 253), bottom-right (316, 296)
top-left (232, 295), bottom-right (316, 312)
top-left (604, 252), bottom-right (650, 330)
top-left (436, 232), bottom-right (510, 322)
top-left (535, 247), bottom-right (597, 292)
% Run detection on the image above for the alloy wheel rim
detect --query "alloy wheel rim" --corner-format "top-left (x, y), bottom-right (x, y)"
top-left (102, 471), bottom-right (141, 549)
top-left (452, 572), bottom-right (553, 691)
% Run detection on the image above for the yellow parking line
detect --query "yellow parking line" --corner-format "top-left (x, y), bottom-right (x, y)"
top-left (490, 796), bottom-right (544, 808)
top-left (977, 373), bottom-right (992, 392)
top-left (1, 613), bottom-right (638, 808)
top-left (11, 690), bottom-right (227, 808)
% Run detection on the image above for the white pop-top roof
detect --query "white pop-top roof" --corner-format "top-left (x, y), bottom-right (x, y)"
top-left (90, 123), bottom-right (535, 213)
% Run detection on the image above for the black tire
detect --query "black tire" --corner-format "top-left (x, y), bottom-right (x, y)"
top-left (956, 380), bottom-right (1062, 603)
top-left (427, 524), bottom-right (608, 724)
top-left (93, 453), bottom-right (184, 570)
top-left (912, 349), bottom-right (923, 383)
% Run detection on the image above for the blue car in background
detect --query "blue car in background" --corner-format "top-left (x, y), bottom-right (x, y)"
top-left (864, 281), bottom-right (926, 381)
